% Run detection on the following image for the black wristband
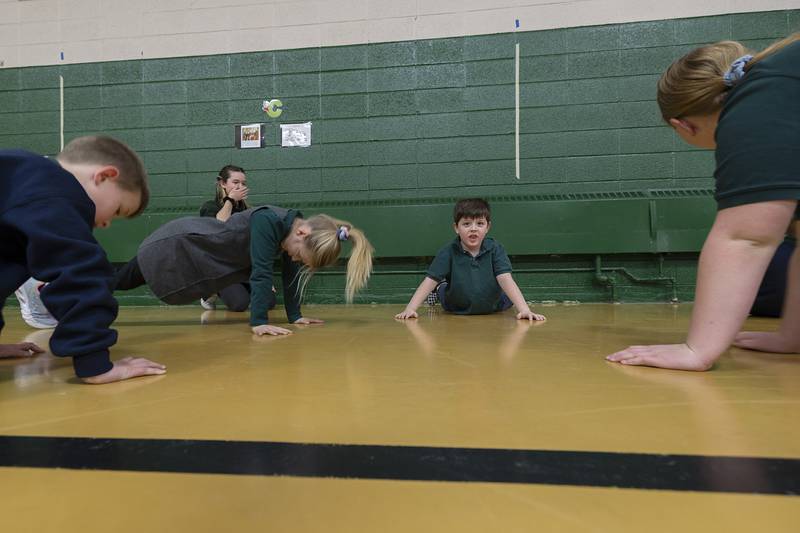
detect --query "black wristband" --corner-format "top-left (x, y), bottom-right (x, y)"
top-left (223, 197), bottom-right (234, 205)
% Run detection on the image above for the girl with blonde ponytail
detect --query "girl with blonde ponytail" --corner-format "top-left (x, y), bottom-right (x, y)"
top-left (607, 34), bottom-right (800, 371)
top-left (248, 209), bottom-right (374, 336)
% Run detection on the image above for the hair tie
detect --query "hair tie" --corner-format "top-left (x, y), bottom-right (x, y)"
top-left (723, 54), bottom-right (753, 87)
top-left (336, 226), bottom-right (350, 241)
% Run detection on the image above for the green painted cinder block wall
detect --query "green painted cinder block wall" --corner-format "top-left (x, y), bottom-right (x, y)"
top-left (1, 10), bottom-right (797, 305)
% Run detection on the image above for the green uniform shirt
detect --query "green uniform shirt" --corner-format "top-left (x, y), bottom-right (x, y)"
top-left (249, 208), bottom-right (303, 326)
top-left (426, 237), bottom-right (513, 315)
top-left (715, 40), bottom-right (800, 217)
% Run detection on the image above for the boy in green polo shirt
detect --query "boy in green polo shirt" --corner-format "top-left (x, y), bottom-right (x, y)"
top-left (395, 198), bottom-right (546, 321)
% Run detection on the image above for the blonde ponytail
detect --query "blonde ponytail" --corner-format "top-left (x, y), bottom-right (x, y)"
top-left (657, 33), bottom-right (800, 121)
top-left (299, 214), bottom-right (374, 303)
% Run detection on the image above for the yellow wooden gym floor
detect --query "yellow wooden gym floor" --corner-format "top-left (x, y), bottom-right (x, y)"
top-left (1, 303), bottom-right (798, 532)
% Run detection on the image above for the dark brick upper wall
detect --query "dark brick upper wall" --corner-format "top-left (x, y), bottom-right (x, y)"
top-left (0, 10), bottom-right (797, 209)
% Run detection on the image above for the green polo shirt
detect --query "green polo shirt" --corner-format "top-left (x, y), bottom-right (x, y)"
top-left (426, 237), bottom-right (513, 315)
top-left (249, 208), bottom-right (303, 326)
top-left (715, 40), bottom-right (800, 217)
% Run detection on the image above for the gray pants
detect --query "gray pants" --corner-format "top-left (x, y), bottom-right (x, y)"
top-left (216, 283), bottom-right (276, 312)
top-left (218, 283), bottom-right (251, 312)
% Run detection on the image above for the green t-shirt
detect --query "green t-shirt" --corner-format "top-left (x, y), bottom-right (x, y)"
top-left (426, 237), bottom-right (513, 315)
top-left (715, 40), bottom-right (800, 216)
top-left (248, 208), bottom-right (302, 326)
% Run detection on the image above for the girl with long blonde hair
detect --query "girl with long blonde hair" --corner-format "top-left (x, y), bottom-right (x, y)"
top-left (128, 206), bottom-right (372, 336)
top-left (249, 210), bottom-right (374, 335)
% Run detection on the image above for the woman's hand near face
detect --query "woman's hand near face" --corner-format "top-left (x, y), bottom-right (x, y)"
top-left (228, 186), bottom-right (249, 202)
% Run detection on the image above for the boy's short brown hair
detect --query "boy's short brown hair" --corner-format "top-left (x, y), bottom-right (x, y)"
top-left (453, 198), bottom-right (491, 223)
top-left (57, 135), bottom-right (149, 216)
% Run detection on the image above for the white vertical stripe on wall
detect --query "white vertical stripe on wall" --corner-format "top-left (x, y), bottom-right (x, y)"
top-left (515, 42), bottom-right (520, 181)
top-left (58, 74), bottom-right (63, 150)
top-left (0, 0), bottom-right (797, 67)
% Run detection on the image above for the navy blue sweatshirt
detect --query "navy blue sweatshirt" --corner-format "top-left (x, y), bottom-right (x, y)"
top-left (0, 150), bottom-right (118, 378)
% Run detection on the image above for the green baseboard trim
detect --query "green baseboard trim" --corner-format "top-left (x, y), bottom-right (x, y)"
top-left (106, 252), bottom-right (699, 306)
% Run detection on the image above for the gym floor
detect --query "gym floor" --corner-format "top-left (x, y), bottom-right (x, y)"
top-left (1, 304), bottom-right (798, 532)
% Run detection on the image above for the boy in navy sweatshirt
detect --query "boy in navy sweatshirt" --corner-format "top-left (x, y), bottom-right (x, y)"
top-left (0, 135), bottom-right (166, 384)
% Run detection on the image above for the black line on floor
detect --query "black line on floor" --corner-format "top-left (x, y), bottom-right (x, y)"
top-left (0, 435), bottom-right (797, 495)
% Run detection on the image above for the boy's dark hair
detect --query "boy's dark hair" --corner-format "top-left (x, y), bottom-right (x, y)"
top-left (454, 198), bottom-right (491, 223)
top-left (57, 135), bottom-right (149, 217)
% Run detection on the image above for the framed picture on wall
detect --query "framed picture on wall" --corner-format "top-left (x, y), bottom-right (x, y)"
top-left (234, 123), bottom-right (266, 149)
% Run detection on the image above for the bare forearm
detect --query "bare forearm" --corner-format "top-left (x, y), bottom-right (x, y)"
top-left (496, 273), bottom-right (529, 313)
top-left (687, 232), bottom-right (779, 359)
top-left (216, 202), bottom-right (233, 222)
top-left (405, 277), bottom-right (439, 312)
top-left (778, 238), bottom-right (800, 339)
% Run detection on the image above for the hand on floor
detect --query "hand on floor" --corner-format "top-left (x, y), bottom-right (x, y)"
top-left (733, 331), bottom-right (800, 353)
top-left (605, 343), bottom-right (714, 371)
top-left (81, 356), bottom-right (166, 384)
top-left (252, 324), bottom-right (292, 336)
top-left (516, 309), bottom-right (546, 321)
top-left (0, 342), bottom-right (45, 358)
top-left (293, 317), bottom-right (324, 325)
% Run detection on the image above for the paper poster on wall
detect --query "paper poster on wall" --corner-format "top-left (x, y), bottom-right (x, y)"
top-left (280, 122), bottom-right (311, 147)
top-left (240, 124), bottom-right (262, 148)
top-left (234, 123), bottom-right (266, 149)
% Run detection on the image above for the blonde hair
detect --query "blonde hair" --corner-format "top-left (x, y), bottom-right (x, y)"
top-left (657, 33), bottom-right (800, 121)
top-left (57, 135), bottom-right (149, 216)
top-left (298, 214), bottom-right (373, 303)
top-left (214, 165), bottom-right (250, 210)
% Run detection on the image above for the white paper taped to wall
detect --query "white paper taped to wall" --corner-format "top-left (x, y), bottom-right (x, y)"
top-left (280, 122), bottom-right (312, 147)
